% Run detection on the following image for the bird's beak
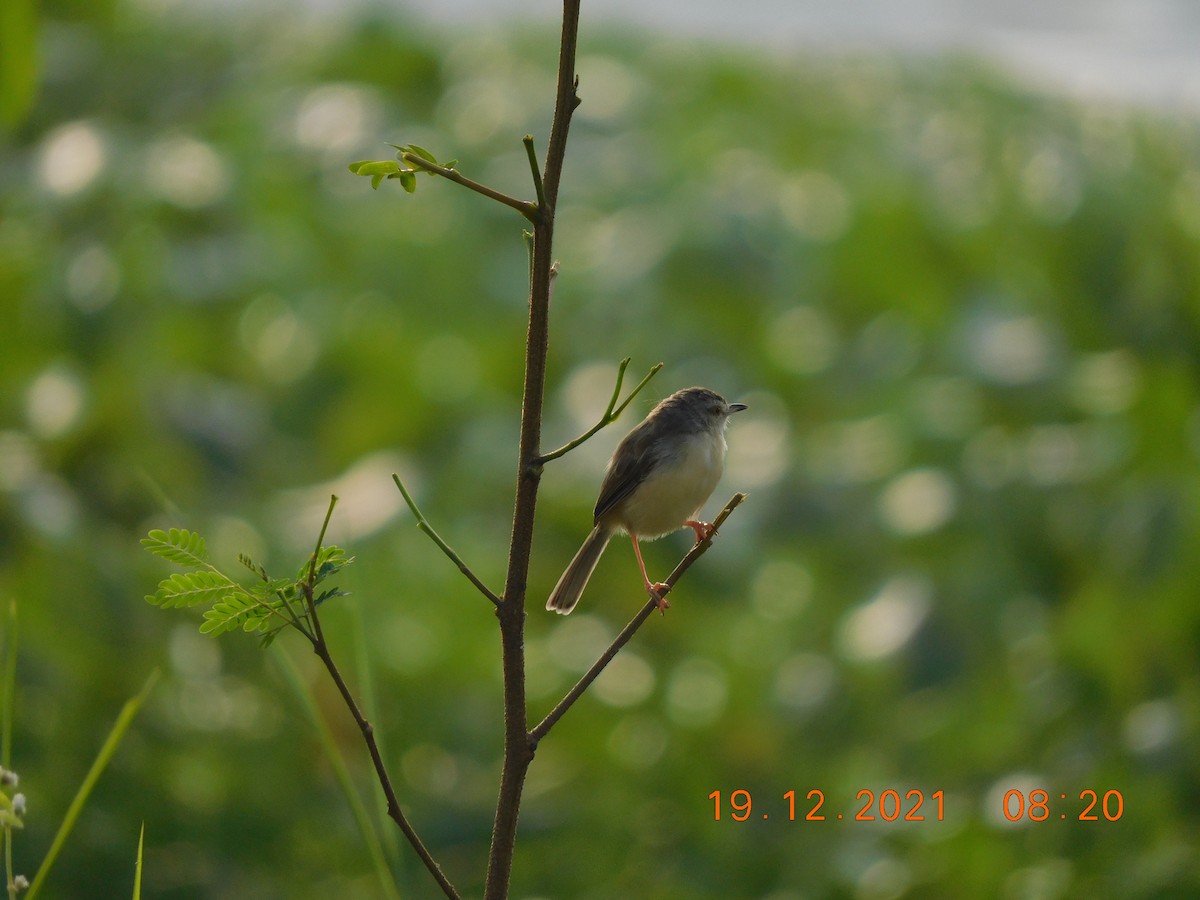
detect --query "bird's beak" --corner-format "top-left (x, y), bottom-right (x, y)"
top-left (729, 403), bottom-right (748, 413)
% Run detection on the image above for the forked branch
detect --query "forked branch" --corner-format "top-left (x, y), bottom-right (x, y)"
top-left (538, 358), bottom-right (664, 463)
top-left (530, 492), bottom-right (748, 744)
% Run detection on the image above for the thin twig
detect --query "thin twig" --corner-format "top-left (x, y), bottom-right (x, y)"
top-left (300, 495), bottom-right (339, 650)
top-left (401, 153), bottom-right (538, 221)
top-left (306, 495), bottom-right (338, 585)
top-left (309, 638), bottom-right (462, 899)
top-left (393, 475), bottom-right (503, 606)
top-left (272, 586), bottom-right (315, 643)
top-left (523, 134), bottom-right (547, 213)
top-left (538, 359), bottom-right (663, 463)
top-left (530, 492), bottom-right (747, 744)
top-left (272, 647), bottom-right (402, 900)
top-left (302, 495), bottom-right (462, 899)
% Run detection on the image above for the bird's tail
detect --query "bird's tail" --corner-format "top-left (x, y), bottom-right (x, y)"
top-left (546, 526), bottom-right (611, 615)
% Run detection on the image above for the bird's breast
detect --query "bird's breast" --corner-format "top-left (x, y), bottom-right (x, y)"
top-left (613, 430), bottom-right (726, 539)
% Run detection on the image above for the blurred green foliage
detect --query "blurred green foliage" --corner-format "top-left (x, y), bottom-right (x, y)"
top-left (2, 2), bottom-right (1199, 897)
top-left (0, 0), bottom-right (40, 128)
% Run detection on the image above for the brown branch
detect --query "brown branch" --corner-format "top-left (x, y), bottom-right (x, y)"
top-left (309, 641), bottom-right (462, 899)
top-left (530, 492), bottom-right (747, 744)
top-left (393, 474), bottom-right (502, 606)
top-left (303, 497), bottom-right (462, 899)
top-left (540, 4), bottom-right (582, 213)
top-left (401, 152), bottom-right (539, 221)
top-left (484, 2), bottom-right (583, 898)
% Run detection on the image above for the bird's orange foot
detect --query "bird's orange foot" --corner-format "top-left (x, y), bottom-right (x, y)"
top-left (684, 519), bottom-right (715, 544)
top-left (647, 582), bottom-right (672, 614)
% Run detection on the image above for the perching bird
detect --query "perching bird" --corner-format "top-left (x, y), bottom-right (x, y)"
top-left (547, 386), bottom-right (746, 615)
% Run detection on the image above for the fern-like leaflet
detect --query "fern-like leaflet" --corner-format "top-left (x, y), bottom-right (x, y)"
top-left (142, 524), bottom-right (353, 647)
top-left (140, 528), bottom-right (208, 568)
top-left (146, 571), bottom-right (237, 608)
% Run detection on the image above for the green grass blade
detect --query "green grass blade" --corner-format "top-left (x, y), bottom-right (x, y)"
top-left (271, 647), bottom-right (401, 900)
top-left (26, 670), bottom-right (160, 900)
top-left (132, 823), bottom-right (144, 900)
top-left (2, 599), bottom-right (17, 768)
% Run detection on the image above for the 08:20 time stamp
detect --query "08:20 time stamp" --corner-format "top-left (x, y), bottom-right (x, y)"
top-left (709, 788), bottom-right (1126, 823)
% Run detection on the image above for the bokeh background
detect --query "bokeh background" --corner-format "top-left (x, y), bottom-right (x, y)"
top-left (2, 0), bottom-right (1199, 897)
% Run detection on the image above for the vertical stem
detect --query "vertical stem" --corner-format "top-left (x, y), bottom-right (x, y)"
top-left (485, 2), bottom-right (582, 898)
top-left (541, 1), bottom-right (581, 213)
top-left (2, 600), bottom-right (17, 900)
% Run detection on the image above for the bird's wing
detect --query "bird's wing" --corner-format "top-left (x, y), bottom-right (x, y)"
top-left (592, 422), bottom-right (663, 523)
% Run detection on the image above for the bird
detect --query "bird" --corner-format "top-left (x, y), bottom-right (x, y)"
top-left (546, 386), bottom-right (746, 615)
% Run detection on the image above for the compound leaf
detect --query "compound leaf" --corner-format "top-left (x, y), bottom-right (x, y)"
top-left (147, 571), bottom-right (236, 608)
top-left (141, 529), bottom-right (208, 568)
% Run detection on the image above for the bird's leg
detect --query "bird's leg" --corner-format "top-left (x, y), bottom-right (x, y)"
top-left (629, 534), bottom-right (671, 613)
top-left (683, 519), bottom-right (715, 543)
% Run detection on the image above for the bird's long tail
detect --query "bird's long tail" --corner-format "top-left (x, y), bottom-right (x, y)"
top-left (546, 526), bottom-right (611, 615)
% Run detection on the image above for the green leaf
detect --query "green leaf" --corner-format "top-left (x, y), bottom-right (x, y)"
top-left (200, 603), bottom-right (249, 635)
top-left (350, 160), bottom-right (407, 189)
top-left (141, 528), bottom-right (208, 567)
top-left (244, 615), bottom-right (271, 633)
top-left (199, 592), bottom-right (285, 637)
top-left (405, 143), bottom-right (437, 164)
top-left (302, 546), bottom-right (353, 586)
top-left (315, 587), bottom-right (350, 606)
top-left (354, 160), bottom-right (401, 177)
top-left (148, 571), bottom-right (236, 608)
top-left (238, 553), bottom-right (268, 581)
top-left (250, 576), bottom-right (291, 601)
top-left (399, 170), bottom-right (416, 193)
